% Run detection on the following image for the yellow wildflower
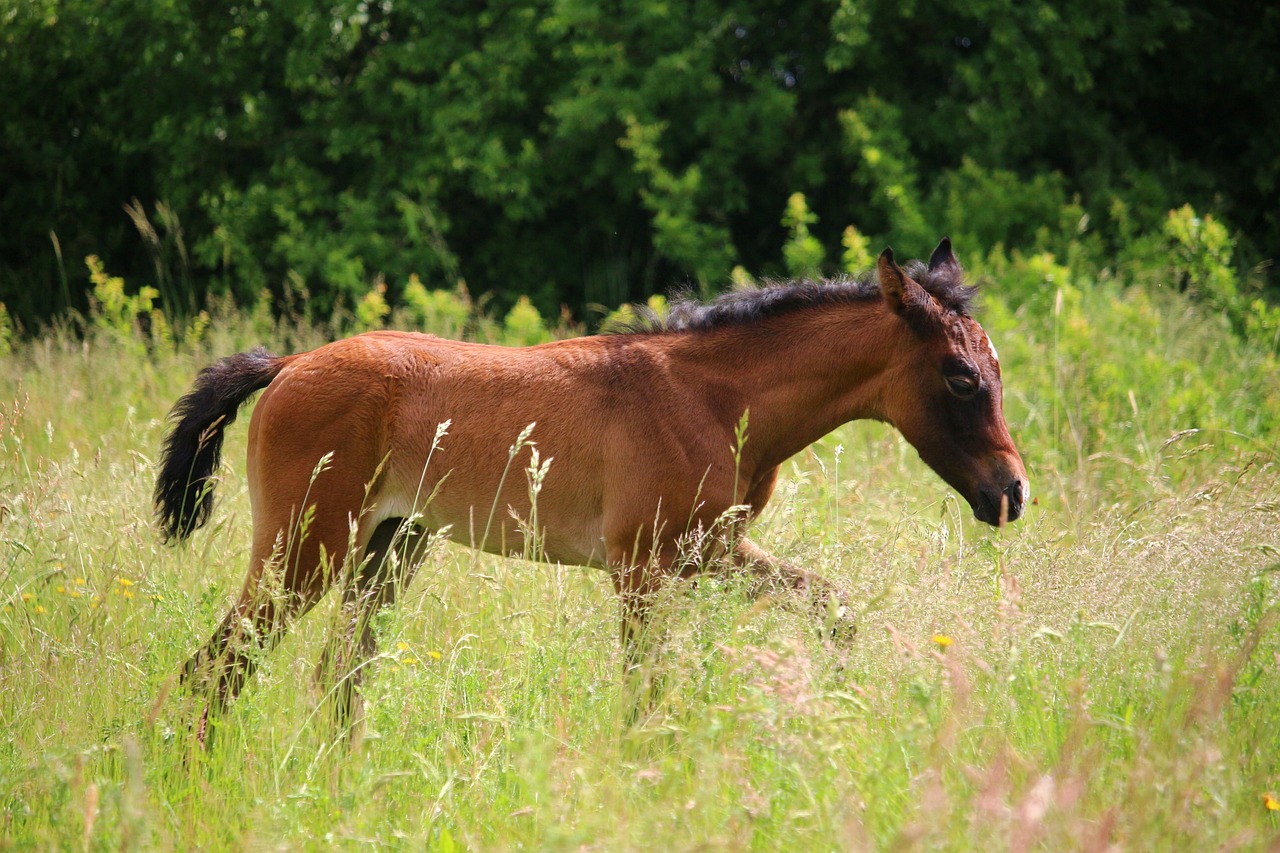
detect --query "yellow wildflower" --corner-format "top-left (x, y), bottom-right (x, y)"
top-left (33, 605), bottom-right (47, 615)
top-left (932, 634), bottom-right (954, 649)
top-left (116, 578), bottom-right (134, 588)
top-left (21, 593), bottom-right (33, 602)
top-left (396, 642), bottom-right (411, 651)
top-left (428, 650), bottom-right (442, 661)
top-left (74, 578), bottom-right (86, 585)
top-left (403, 657), bottom-right (419, 666)
top-left (122, 590), bottom-right (135, 600)
top-left (1265, 793), bottom-right (1280, 811)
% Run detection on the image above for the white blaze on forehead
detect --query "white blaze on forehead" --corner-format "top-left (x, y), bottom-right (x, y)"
top-left (983, 332), bottom-right (1000, 365)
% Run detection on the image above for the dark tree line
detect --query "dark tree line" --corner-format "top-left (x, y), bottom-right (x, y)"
top-left (1, 0), bottom-right (1276, 327)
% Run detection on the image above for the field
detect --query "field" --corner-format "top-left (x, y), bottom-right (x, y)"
top-left (3, 264), bottom-right (1280, 850)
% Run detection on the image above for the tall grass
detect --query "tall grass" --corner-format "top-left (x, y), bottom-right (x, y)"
top-left (2, 262), bottom-right (1278, 850)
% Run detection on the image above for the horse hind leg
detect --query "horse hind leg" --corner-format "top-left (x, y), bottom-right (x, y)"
top-left (180, 473), bottom-right (375, 745)
top-left (315, 516), bottom-right (429, 735)
top-left (180, 542), bottom-right (332, 745)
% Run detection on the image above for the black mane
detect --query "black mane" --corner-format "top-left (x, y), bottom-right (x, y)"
top-left (609, 259), bottom-right (976, 335)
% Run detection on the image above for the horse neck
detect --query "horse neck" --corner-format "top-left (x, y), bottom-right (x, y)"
top-left (667, 301), bottom-right (904, 474)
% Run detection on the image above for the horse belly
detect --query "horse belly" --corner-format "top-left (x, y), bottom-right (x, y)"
top-left (380, 425), bottom-right (610, 569)
top-left (383, 485), bottom-right (606, 568)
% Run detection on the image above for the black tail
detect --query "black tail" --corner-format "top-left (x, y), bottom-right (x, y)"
top-left (155, 347), bottom-right (283, 542)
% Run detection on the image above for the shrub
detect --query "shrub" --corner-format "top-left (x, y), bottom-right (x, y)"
top-left (401, 276), bottom-right (472, 339)
top-left (0, 303), bottom-right (12, 356)
top-left (502, 296), bottom-right (553, 347)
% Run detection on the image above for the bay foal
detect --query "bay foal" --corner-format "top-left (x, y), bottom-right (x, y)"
top-left (157, 240), bottom-right (1027, 731)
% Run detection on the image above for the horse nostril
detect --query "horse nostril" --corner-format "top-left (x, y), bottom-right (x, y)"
top-left (975, 479), bottom-right (1028, 526)
top-left (1002, 481), bottom-right (1026, 520)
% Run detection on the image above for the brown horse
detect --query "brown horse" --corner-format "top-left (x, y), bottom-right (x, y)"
top-left (156, 240), bottom-right (1027, 731)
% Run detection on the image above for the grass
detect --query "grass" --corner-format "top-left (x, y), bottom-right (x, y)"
top-left (2, 279), bottom-right (1279, 850)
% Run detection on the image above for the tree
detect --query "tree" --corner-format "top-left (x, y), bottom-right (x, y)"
top-left (1, 0), bottom-right (1275, 329)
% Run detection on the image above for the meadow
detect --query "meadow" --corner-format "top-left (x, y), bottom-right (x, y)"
top-left (2, 239), bottom-right (1280, 849)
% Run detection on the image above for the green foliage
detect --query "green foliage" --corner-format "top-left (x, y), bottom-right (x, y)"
top-left (1244, 298), bottom-right (1280, 354)
top-left (0, 303), bottom-right (12, 356)
top-left (2, 257), bottom-right (1280, 847)
top-left (401, 275), bottom-right (472, 339)
top-left (354, 281), bottom-right (391, 332)
top-left (620, 117), bottom-right (737, 290)
top-left (1164, 205), bottom-right (1280, 351)
top-left (780, 193), bottom-right (824, 278)
top-left (4, 0), bottom-right (1275, 328)
top-left (976, 239), bottom-right (1280, 475)
top-left (839, 97), bottom-right (931, 249)
top-left (930, 158), bottom-right (1080, 254)
top-left (123, 199), bottom-right (196, 321)
top-left (1166, 205), bottom-right (1239, 310)
top-left (597, 293), bottom-right (669, 334)
top-left (840, 225), bottom-right (873, 274)
top-left (501, 295), bottom-right (553, 347)
top-left (87, 255), bottom-right (158, 337)
top-left (85, 255), bottom-right (173, 355)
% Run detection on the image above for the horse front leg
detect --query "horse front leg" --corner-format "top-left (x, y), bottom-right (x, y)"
top-left (609, 547), bottom-right (680, 726)
top-left (729, 538), bottom-right (857, 639)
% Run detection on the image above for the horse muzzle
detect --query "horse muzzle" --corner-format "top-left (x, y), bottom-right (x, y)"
top-left (974, 477), bottom-right (1028, 526)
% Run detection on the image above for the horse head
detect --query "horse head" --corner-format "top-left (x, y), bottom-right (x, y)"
top-left (877, 239), bottom-right (1029, 526)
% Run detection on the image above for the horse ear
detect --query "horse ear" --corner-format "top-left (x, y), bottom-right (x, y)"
top-left (878, 246), bottom-right (941, 329)
top-left (877, 247), bottom-right (908, 313)
top-left (928, 237), bottom-right (958, 273)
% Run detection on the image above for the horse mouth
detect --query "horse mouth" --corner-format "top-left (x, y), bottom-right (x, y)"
top-left (974, 481), bottom-right (1026, 526)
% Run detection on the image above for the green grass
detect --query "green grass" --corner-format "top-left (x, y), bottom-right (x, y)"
top-left (2, 279), bottom-right (1279, 850)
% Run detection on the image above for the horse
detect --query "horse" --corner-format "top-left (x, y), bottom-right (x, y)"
top-left (156, 239), bottom-right (1028, 736)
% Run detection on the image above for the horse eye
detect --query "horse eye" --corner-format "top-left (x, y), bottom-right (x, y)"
top-left (946, 374), bottom-right (980, 398)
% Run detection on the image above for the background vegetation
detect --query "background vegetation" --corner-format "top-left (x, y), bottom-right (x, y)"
top-left (3, 206), bottom-right (1280, 848)
top-left (2, 0), bottom-right (1278, 328)
top-left (3, 1), bottom-right (1280, 849)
